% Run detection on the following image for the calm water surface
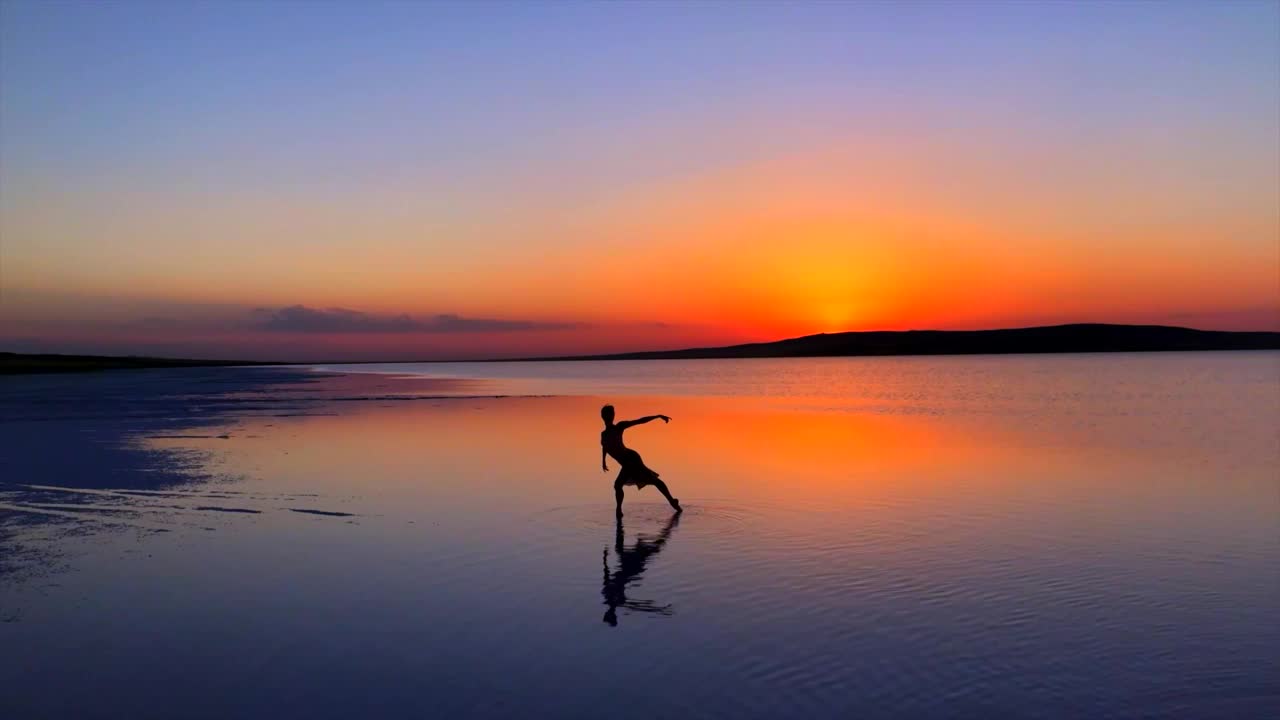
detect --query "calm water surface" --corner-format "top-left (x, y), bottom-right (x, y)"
top-left (2, 353), bottom-right (1277, 718)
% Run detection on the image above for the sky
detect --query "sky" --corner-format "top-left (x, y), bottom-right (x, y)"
top-left (1, 0), bottom-right (1277, 361)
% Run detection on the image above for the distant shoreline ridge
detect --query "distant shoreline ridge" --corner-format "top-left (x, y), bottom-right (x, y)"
top-left (3, 323), bottom-right (1278, 374)
top-left (523, 323), bottom-right (1280, 362)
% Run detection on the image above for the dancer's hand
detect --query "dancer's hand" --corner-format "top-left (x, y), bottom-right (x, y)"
top-left (659, 415), bottom-right (671, 423)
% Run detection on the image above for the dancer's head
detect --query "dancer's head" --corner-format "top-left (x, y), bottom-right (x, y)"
top-left (601, 404), bottom-right (615, 425)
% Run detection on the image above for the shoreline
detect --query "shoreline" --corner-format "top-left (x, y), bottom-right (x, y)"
top-left (4, 345), bottom-right (1278, 376)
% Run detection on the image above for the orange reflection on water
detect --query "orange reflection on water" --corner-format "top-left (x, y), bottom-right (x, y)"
top-left (143, 367), bottom-right (1280, 563)
top-left (172, 393), bottom-right (1037, 517)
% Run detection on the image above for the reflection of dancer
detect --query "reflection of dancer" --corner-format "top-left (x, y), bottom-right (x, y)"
top-left (602, 513), bottom-right (681, 626)
top-left (600, 404), bottom-right (681, 517)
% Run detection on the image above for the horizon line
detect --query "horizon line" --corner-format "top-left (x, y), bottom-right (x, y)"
top-left (4, 321), bottom-right (1279, 368)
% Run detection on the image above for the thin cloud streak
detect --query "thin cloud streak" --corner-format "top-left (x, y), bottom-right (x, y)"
top-left (253, 305), bottom-right (585, 334)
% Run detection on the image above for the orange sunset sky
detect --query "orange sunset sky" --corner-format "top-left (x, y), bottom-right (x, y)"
top-left (1, 2), bottom-right (1277, 360)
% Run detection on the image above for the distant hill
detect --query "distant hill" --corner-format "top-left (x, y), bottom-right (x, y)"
top-left (537, 324), bottom-right (1280, 361)
top-left (0, 352), bottom-right (277, 375)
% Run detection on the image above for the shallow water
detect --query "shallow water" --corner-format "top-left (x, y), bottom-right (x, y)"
top-left (2, 353), bottom-right (1278, 718)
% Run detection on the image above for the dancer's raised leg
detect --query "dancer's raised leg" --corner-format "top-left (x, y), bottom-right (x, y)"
top-left (650, 478), bottom-right (681, 512)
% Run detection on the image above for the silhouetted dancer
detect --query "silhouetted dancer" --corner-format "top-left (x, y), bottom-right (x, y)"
top-left (602, 513), bottom-right (680, 626)
top-left (600, 404), bottom-right (681, 517)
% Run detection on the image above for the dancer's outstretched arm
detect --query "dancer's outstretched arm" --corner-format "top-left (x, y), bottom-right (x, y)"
top-left (619, 414), bottom-right (670, 429)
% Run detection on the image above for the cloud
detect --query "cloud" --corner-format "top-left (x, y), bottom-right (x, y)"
top-left (255, 305), bottom-right (583, 334)
top-left (133, 316), bottom-right (187, 329)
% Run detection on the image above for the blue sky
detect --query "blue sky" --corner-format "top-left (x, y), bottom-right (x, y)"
top-left (2, 1), bottom-right (1277, 359)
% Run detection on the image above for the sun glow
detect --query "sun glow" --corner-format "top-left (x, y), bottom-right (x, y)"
top-left (1, 2), bottom-right (1276, 359)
